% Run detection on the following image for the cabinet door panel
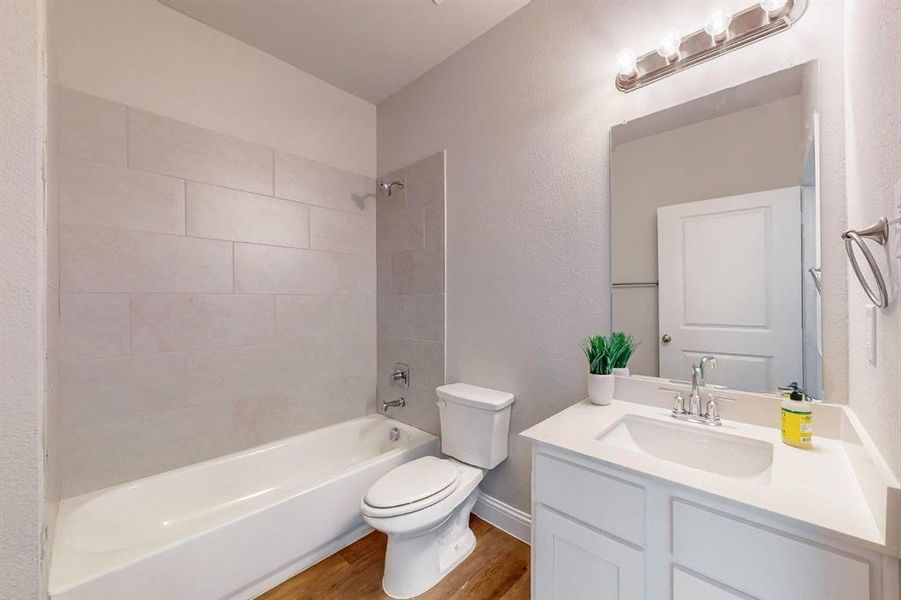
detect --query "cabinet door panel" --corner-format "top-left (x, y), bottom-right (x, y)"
top-left (534, 505), bottom-right (643, 600)
top-left (672, 500), bottom-right (870, 600)
top-left (673, 568), bottom-right (748, 600)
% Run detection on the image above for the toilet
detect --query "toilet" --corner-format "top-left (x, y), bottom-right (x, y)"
top-left (361, 383), bottom-right (514, 599)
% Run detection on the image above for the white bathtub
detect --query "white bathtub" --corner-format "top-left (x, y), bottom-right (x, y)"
top-left (49, 415), bottom-right (437, 600)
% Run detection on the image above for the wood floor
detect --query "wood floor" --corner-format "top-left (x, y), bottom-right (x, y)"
top-left (257, 516), bottom-right (530, 600)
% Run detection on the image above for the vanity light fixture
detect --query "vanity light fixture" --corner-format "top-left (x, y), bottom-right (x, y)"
top-left (656, 29), bottom-right (682, 62)
top-left (615, 0), bottom-right (806, 93)
top-left (616, 48), bottom-right (638, 80)
top-left (704, 7), bottom-right (733, 42)
top-left (760, 0), bottom-right (789, 19)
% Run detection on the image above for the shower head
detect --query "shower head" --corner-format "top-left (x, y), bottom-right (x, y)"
top-left (378, 180), bottom-right (405, 197)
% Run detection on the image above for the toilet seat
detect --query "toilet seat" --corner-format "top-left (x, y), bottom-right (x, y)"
top-left (362, 457), bottom-right (461, 518)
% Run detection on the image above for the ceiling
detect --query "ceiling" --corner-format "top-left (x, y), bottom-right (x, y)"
top-left (160, 0), bottom-right (530, 104)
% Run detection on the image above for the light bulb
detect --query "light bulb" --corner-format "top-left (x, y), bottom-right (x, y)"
top-left (616, 48), bottom-right (638, 79)
top-left (704, 7), bottom-right (732, 41)
top-left (760, 0), bottom-right (788, 18)
top-left (656, 29), bottom-right (682, 62)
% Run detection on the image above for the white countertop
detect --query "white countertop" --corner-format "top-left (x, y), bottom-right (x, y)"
top-left (521, 399), bottom-right (887, 552)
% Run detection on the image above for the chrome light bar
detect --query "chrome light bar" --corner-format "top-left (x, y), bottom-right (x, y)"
top-left (615, 0), bottom-right (808, 93)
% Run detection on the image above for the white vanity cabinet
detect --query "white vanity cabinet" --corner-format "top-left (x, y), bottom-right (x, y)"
top-left (531, 446), bottom-right (894, 600)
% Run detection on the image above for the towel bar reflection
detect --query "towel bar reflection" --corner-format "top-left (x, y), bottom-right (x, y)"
top-left (842, 217), bottom-right (890, 308)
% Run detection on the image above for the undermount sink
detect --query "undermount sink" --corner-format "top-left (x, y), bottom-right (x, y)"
top-left (596, 415), bottom-right (774, 481)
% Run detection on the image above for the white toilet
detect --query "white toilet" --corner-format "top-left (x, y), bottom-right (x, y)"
top-left (361, 383), bottom-right (514, 599)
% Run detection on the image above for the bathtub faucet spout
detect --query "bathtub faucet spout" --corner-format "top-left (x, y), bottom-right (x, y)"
top-left (382, 397), bottom-right (405, 412)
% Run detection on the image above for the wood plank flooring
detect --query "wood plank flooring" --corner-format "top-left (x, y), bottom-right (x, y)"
top-left (257, 516), bottom-right (530, 600)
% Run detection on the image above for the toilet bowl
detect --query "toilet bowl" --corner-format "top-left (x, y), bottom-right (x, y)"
top-left (361, 456), bottom-right (484, 598)
top-left (361, 383), bottom-right (514, 599)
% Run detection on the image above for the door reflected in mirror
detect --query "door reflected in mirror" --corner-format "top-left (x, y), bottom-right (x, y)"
top-left (611, 62), bottom-right (822, 399)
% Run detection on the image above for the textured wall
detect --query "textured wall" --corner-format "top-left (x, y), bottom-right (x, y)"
top-left (378, 0), bottom-right (848, 512)
top-left (50, 0), bottom-right (376, 177)
top-left (376, 152), bottom-right (446, 433)
top-left (0, 0), bottom-right (50, 596)
top-left (844, 0), bottom-right (901, 479)
top-left (57, 90), bottom-right (376, 496)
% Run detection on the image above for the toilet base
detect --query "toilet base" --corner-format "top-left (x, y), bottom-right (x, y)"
top-left (381, 489), bottom-right (480, 599)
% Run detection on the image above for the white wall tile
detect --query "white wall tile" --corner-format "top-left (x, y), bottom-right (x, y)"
top-left (131, 294), bottom-right (276, 354)
top-left (424, 200), bottom-right (444, 249)
top-left (275, 150), bottom-right (374, 214)
top-left (377, 194), bottom-right (424, 256)
top-left (276, 295), bottom-right (375, 343)
top-left (390, 246), bottom-right (445, 295)
top-left (378, 294), bottom-right (444, 343)
top-left (235, 243), bottom-right (375, 295)
top-left (60, 352), bottom-right (187, 430)
top-left (186, 181), bottom-right (309, 248)
top-left (59, 88), bottom-right (127, 165)
top-left (310, 206), bottom-right (375, 255)
top-left (60, 293), bottom-right (130, 360)
top-left (406, 151), bottom-right (445, 207)
top-left (61, 225), bottom-right (233, 293)
top-left (59, 157), bottom-right (185, 235)
top-left (186, 342), bottom-right (304, 404)
top-left (378, 335), bottom-right (445, 391)
top-left (59, 402), bottom-right (231, 497)
top-left (128, 108), bottom-right (273, 195)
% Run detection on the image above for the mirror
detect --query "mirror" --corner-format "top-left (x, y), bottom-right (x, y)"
top-left (611, 63), bottom-right (822, 400)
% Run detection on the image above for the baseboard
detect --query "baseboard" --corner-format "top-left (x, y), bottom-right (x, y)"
top-left (473, 492), bottom-right (531, 544)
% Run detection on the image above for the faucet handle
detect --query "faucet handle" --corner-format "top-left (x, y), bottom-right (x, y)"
top-left (704, 397), bottom-right (721, 425)
top-left (672, 392), bottom-right (686, 415)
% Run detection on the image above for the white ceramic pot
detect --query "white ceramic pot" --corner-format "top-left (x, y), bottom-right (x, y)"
top-left (587, 374), bottom-right (615, 406)
top-left (612, 367), bottom-right (630, 377)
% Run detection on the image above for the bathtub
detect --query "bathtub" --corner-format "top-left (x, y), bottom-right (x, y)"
top-left (49, 415), bottom-right (437, 600)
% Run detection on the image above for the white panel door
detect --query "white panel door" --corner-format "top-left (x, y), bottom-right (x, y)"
top-left (533, 505), bottom-right (644, 600)
top-left (657, 187), bottom-right (802, 393)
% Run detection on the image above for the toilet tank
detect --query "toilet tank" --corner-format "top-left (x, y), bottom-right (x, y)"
top-left (436, 383), bottom-right (514, 469)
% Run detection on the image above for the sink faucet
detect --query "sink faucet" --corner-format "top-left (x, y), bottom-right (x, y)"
top-left (382, 397), bottom-right (405, 412)
top-left (698, 355), bottom-right (717, 387)
top-left (672, 356), bottom-right (722, 426)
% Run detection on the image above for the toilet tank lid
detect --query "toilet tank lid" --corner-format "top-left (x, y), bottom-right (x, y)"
top-left (436, 383), bottom-right (514, 410)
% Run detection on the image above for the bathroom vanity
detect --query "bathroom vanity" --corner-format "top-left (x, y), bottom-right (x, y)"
top-left (522, 388), bottom-right (901, 600)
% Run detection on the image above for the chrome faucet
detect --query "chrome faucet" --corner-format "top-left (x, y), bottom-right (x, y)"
top-left (381, 397), bottom-right (405, 412)
top-left (671, 356), bottom-right (721, 426)
top-left (698, 355), bottom-right (717, 387)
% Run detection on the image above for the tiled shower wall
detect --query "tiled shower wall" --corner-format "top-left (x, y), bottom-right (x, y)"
top-left (57, 88), bottom-right (376, 497)
top-left (377, 152), bottom-right (446, 434)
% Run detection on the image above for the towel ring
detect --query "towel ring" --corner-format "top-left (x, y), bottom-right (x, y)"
top-left (842, 218), bottom-right (889, 308)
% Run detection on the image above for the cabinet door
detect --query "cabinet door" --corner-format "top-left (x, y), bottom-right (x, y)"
top-left (533, 505), bottom-right (643, 600)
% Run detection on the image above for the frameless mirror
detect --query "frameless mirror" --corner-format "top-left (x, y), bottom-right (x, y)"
top-left (611, 62), bottom-right (822, 399)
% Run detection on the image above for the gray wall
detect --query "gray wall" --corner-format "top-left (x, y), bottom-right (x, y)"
top-left (56, 89), bottom-right (376, 496)
top-left (844, 0), bottom-right (901, 478)
top-left (0, 0), bottom-right (52, 596)
top-left (377, 0), bottom-right (850, 512)
top-left (376, 151), bottom-right (446, 433)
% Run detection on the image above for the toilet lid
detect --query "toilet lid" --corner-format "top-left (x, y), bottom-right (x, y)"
top-left (364, 456), bottom-right (460, 509)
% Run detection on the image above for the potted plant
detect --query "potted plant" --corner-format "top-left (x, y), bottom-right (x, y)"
top-left (608, 332), bottom-right (637, 377)
top-left (582, 334), bottom-right (615, 405)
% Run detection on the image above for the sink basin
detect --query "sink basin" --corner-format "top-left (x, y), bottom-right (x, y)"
top-left (596, 415), bottom-right (773, 481)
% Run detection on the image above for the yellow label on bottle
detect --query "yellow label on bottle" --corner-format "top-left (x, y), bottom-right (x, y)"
top-left (781, 407), bottom-right (812, 448)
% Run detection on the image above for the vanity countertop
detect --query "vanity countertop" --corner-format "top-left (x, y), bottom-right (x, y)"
top-left (521, 399), bottom-right (894, 554)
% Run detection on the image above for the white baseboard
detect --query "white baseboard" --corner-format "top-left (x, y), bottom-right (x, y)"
top-left (473, 492), bottom-right (531, 544)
